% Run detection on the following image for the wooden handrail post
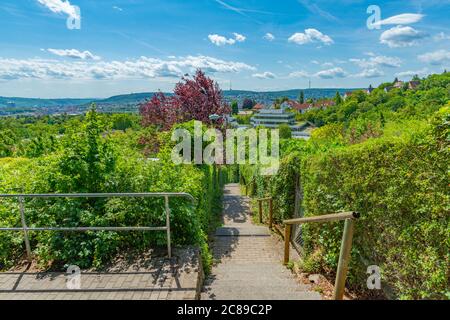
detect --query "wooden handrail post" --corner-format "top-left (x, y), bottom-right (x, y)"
top-left (333, 218), bottom-right (355, 300)
top-left (269, 198), bottom-right (273, 229)
top-left (258, 199), bottom-right (262, 223)
top-left (283, 224), bottom-right (292, 265)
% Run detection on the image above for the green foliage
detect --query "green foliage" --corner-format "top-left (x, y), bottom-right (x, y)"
top-left (0, 108), bottom-right (224, 273)
top-left (235, 114), bottom-right (252, 125)
top-left (299, 112), bottom-right (449, 299)
top-left (231, 100), bottom-right (239, 115)
top-left (278, 124), bottom-right (292, 139)
top-left (334, 91), bottom-right (343, 105)
top-left (237, 73), bottom-right (449, 299)
top-left (298, 90), bottom-right (305, 104)
top-left (304, 72), bottom-right (450, 128)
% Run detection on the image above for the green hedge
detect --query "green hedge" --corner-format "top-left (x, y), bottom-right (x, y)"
top-left (301, 123), bottom-right (448, 299)
top-left (240, 107), bottom-right (449, 299)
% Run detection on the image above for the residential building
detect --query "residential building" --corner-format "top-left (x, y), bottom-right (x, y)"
top-left (408, 81), bottom-right (420, 90)
top-left (344, 91), bottom-right (353, 99)
top-left (250, 108), bottom-right (315, 139)
top-left (393, 80), bottom-right (404, 89)
top-left (252, 103), bottom-right (265, 111)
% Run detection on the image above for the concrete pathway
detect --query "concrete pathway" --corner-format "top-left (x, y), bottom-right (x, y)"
top-left (0, 247), bottom-right (202, 300)
top-left (201, 184), bottom-right (321, 300)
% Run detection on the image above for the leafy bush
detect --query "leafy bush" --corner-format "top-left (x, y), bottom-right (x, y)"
top-left (0, 108), bottom-right (224, 272)
top-left (300, 110), bottom-right (449, 299)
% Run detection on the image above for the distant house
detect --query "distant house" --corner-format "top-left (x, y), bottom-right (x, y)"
top-left (366, 85), bottom-right (374, 94)
top-left (286, 99), bottom-right (334, 114)
top-left (238, 110), bottom-right (253, 116)
top-left (344, 91), bottom-right (353, 99)
top-left (385, 79), bottom-right (418, 92)
top-left (252, 103), bottom-right (265, 111)
top-left (281, 100), bottom-right (311, 114)
top-left (314, 100), bottom-right (335, 108)
top-left (408, 81), bottom-right (420, 90)
top-left (292, 102), bottom-right (312, 114)
top-left (393, 80), bottom-right (404, 89)
top-left (280, 101), bottom-right (293, 110)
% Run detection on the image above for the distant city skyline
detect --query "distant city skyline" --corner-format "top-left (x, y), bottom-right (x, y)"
top-left (0, 0), bottom-right (449, 98)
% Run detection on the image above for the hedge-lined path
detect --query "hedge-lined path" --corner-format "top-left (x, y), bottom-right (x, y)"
top-left (201, 183), bottom-right (321, 300)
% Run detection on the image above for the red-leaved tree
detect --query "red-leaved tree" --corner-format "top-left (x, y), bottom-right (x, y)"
top-left (140, 92), bottom-right (181, 131)
top-left (139, 70), bottom-right (230, 130)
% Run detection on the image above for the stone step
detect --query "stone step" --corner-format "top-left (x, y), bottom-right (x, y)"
top-left (203, 279), bottom-right (308, 290)
top-left (202, 286), bottom-right (322, 300)
top-left (215, 226), bottom-right (270, 236)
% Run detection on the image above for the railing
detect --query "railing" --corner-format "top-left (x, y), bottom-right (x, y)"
top-left (257, 197), bottom-right (273, 229)
top-left (283, 211), bottom-right (360, 300)
top-left (0, 192), bottom-right (195, 262)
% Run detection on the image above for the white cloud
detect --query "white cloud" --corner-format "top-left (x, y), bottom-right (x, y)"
top-left (288, 70), bottom-right (310, 78)
top-left (321, 62), bottom-right (334, 68)
top-left (233, 33), bottom-right (246, 42)
top-left (288, 28), bottom-right (333, 45)
top-left (373, 13), bottom-right (424, 27)
top-left (208, 34), bottom-right (235, 46)
top-left (47, 49), bottom-right (101, 60)
top-left (315, 67), bottom-right (346, 79)
top-left (395, 68), bottom-right (429, 78)
top-left (208, 33), bottom-right (246, 46)
top-left (354, 68), bottom-right (385, 78)
top-left (380, 26), bottom-right (427, 48)
top-left (37, 0), bottom-right (79, 19)
top-left (112, 6), bottom-right (123, 11)
top-left (264, 33), bottom-right (275, 41)
top-left (252, 71), bottom-right (276, 79)
top-left (350, 55), bottom-right (402, 68)
top-left (0, 55), bottom-right (255, 81)
top-left (418, 50), bottom-right (450, 65)
top-left (434, 32), bottom-right (450, 41)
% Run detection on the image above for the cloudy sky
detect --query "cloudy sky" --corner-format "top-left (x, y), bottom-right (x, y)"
top-left (0, 0), bottom-right (449, 98)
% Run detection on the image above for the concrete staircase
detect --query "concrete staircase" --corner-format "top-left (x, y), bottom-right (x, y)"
top-left (201, 184), bottom-right (321, 300)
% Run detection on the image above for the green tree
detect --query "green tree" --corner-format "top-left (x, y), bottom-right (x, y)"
top-left (334, 91), bottom-right (343, 105)
top-left (231, 100), bottom-right (239, 115)
top-left (278, 124), bottom-right (292, 139)
top-left (298, 90), bottom-right (305, 104)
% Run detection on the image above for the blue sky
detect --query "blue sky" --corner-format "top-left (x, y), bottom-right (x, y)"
top-left (0, 0), bottom-right (449, 98)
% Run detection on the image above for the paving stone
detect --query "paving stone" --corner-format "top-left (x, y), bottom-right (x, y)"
top-left (0, 247), bottom-right (202, 300)
top-left (201, 183), bottom-right (321, 300)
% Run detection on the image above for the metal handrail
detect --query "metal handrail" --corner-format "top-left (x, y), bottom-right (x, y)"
top-left (283, 211), bottom-right (360, 300)
top-left (0, 192), bottom-right (195, 261)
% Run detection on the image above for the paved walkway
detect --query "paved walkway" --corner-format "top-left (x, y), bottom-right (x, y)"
top-left (0, 247), bottom-right (202, 300)
top-left (201, 184), bottom-right (321, 300)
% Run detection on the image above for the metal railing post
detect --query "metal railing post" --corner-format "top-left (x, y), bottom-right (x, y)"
top-left (19, 196), bottom-right (32, 263)
top-left (333, 218), bottom-right (355, 300)
top-left (164, 195), bottom-right (172, 259)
